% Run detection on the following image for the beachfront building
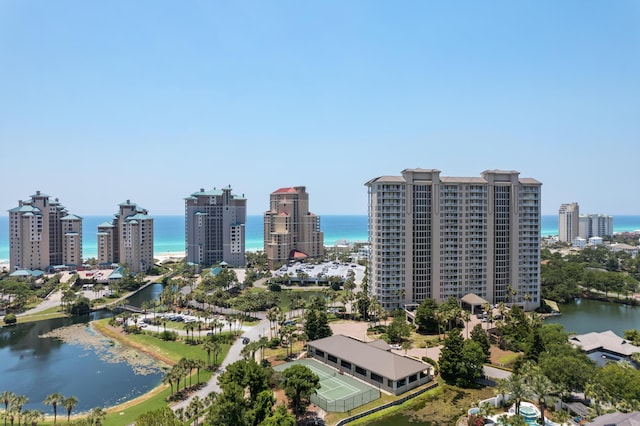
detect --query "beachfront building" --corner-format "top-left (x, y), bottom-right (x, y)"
top-left (8, 191), bottom-right (83, 272)
top-left (365, 169), bottom-right (542, 311)
top-left (97, 200), bottom-right (154, 273)
top-left (264, 186), bottom-right (324, 269)
top-left (578, 213), bottom-right (614, 239)
top-left (185, 186), bottom-right (247, 268)
top-left (558, 202), bottom-right (580, 243)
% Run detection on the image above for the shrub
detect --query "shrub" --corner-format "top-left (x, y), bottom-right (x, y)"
top-left (267, 338), bottom-right (281, 348)
top-left (159, 331), bottom-right (178, 341)
top-left (3, 313), bottom-right (17, 324)
top-left (268, 283), bottom-right (281, 292)
top-left (422, 356), bottom-right (439, 375)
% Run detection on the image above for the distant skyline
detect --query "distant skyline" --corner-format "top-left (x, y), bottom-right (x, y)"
top-left (1, 1), bottom-right (639, 216)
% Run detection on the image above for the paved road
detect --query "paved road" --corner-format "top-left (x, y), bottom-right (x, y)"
top-left (171, 316), bottom-right (271, 411)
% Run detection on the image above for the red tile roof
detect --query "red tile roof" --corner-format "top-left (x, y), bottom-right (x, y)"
top-left (273, 187), bottom-right (297, 194)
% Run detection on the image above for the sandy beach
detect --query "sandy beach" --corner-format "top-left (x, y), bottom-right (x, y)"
top-left (155, 251), bottom-right (186, 263)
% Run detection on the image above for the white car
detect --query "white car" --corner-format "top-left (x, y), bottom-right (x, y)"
top-left (389, 344), bottom-right (402, 350)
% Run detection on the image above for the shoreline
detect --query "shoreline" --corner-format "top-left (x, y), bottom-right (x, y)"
top-left (90, 320), bottom-right (174, 414)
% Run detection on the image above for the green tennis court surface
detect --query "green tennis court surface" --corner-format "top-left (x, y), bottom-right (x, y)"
top-left (274, 358), bottom-right (380, 412)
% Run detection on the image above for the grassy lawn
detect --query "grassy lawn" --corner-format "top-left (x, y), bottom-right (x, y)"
top-left (3, 307), bottom-right (69, 325)
top-left (344, 382), bottom-right (496, 426)
top-left (274, 289), bottom-right (327, 311)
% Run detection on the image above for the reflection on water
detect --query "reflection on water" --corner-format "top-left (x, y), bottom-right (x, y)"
top-left (0, 284), bottom-right (165, 414)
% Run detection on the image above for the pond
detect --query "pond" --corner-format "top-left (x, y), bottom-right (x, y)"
top-left (0, 284), bottom-right (166, 414)
top-left (544, 298), bottom-right (640, 335)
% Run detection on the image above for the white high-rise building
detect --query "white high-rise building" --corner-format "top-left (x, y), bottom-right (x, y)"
top-left (558, 203), bottom-right (580, 243)
top-left (8, 191), bottom-right (82, 271)
top-left (365, 169), bottom-right (541, 311)
top-left (578, 214), bottom-right (614, 239)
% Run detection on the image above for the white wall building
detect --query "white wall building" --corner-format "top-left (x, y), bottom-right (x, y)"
top-left (365, 169), bottom-right (541, 311)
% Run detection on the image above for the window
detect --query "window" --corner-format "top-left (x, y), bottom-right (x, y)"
top-left (328, 354), bottom-right (337, 363)
top-left (340, 360), bottom-right (351, 369)
top-left (315, 349), bottom-right (325, 357)
top-left (355, 366), bottom-right (366, 375)
top-left (371, 373), bottom-right (383, 383)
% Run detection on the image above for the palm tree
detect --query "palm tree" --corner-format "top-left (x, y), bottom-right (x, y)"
top-left (266, 307), bottom-right (278, 339)
top-left (87, 407), bottom-right (106, 426)
top-left (462, 310), bottom-right (471, 338)
top-left (62, 396), bottom-right (78, 424)
top-left (585, 381), bottom-right (610, 416)
top-left (2, 391), bottom-right (16, 426)
top-left (162, 369), bottom-right (175, 397)
top-left (529, 373), bottom-right (555, 426)
top-left (193, 359), bottom-right (205, 384)
top-left (187, 396), bottom-right (204, 426)
top-left (505, 374), bottom-right (529, 415)
top-left (22, 410), bottom-right (43, 426)
top-left (43, 393), bottom-right (64, 425)
top-left (11, 394), bottom-right (27, 426)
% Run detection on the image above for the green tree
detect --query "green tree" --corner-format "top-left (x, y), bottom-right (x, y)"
top-left (206, 383), bottom-right (246, 425)
top-left (218, 359), bottom-right (271, 402)
top-left (280, 364), bottom-right (320, 414)
top-left (135, 407), bottom-right (182, 426)
top-left (245, 390), bottom-right (275, 426)
top-left (44, 393), bottom-right (64, 425)
top-left (414, 298), bottom-right (439, 333)
top-left (259, 404), bottom-right (296, 426)
top-left (387, 309), bottom-right (412, 343)
top-left (470, 323), bottom-right (490, 357)
top-left (438, 328), bottom-right (465, 383)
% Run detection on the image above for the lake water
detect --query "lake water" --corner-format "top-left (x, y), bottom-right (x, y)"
top-left (545, 298), bottom-right (640, 335)
top-left (0, 285), bottom-right (165, 414)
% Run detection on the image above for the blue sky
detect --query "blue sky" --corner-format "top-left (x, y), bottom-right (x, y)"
top-left (1, 1), bottom-right (639, 216)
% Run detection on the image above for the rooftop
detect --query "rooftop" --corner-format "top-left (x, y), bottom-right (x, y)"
top-left (308, 334), bottom-right (429, 380)
top-left (570, 330), bottom-right (640, 357)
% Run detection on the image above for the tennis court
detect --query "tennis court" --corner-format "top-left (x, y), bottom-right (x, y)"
top-left (274, 358), bottom-right (380, 412)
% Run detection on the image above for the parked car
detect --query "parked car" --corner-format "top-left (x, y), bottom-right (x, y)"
top-left (242, 337), bottom-right (250, 344)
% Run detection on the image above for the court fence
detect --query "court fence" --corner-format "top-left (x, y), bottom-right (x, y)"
top-left (311, 388), bottom-right (380, 412)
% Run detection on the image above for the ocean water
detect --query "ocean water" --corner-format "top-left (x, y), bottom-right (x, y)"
top-left (1, 215), bottom-right (640, 262)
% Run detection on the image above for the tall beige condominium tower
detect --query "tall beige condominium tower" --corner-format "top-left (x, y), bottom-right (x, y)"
top-left (8, 191), bottom-right (83, 271)
top-left (264, 186), bottom-right (324, 269)
top-left (558, 202), bottom-right (579, 242)
top-left (97, 200), bottom-right (154, 273)
top-left (365, 169), bottom-right (542, 311)
top-left (185, 186), bottom-right (247, 267)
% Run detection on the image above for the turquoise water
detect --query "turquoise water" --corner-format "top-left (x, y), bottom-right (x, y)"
top-left (2, 214), bottom-right (640, 261)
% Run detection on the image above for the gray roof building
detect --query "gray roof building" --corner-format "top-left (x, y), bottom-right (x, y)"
top-left (307, 335), bottom-right (432, 395)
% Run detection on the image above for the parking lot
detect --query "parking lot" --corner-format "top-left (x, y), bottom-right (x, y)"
top-left (273, 260), bottom-right (366, 283)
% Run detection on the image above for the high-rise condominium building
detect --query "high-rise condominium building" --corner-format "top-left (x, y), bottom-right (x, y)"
top-left (578, 214), bottom-right (614, 239)
top-left (185, 186), bottom-right (247, 268)
top-left (97, 200), bottom-right (154, 273)
top-left (365, 169), bottom-right (541, 311)
top-left (8, 191), bottom-right (82, 271)
top-left (264, 186), bottom-right (324, 269)
top-left (558, 202), bottom-right (580, 242)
